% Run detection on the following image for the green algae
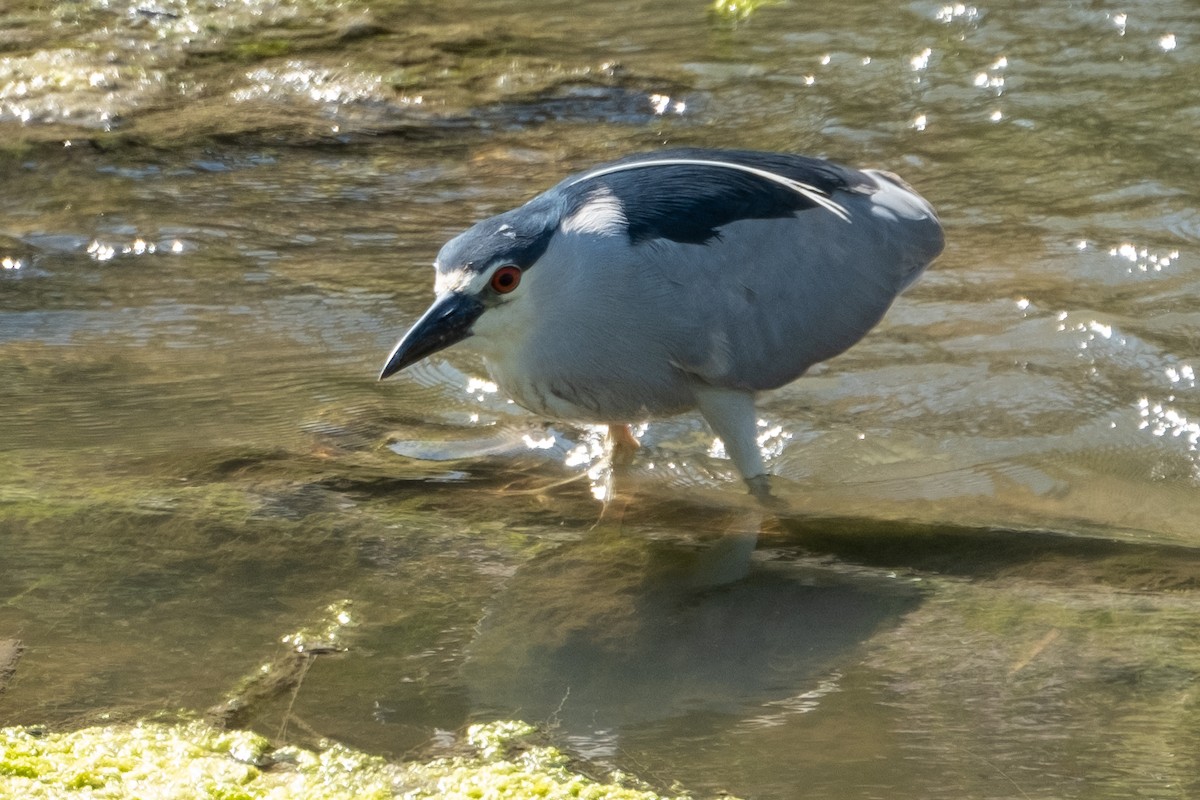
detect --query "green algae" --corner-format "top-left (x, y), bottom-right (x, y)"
top-left (0, 720), bottom-right (714, 800)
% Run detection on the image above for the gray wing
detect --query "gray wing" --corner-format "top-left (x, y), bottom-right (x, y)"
top-left (653, 169), bottom-right (944, 392)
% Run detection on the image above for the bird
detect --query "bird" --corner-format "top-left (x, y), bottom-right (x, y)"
top-left (379, 148), bottom-right (943, 494)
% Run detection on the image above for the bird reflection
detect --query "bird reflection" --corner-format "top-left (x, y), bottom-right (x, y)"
top-left (462, 504), bottom-right (920, 743)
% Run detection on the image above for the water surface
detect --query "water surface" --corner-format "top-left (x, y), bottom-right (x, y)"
top-left (2, 0), bottom-right (1199, 798)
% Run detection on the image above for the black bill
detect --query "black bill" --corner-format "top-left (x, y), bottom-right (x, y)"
top-left (379, 292), bottom-right (485, 380)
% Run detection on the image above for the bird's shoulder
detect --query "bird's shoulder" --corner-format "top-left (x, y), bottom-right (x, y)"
top-left (552, 148), bottom-right (872, 245)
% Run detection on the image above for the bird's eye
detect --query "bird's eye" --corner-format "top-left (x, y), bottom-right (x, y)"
top-left (490, 265), bottom-right (522, 294)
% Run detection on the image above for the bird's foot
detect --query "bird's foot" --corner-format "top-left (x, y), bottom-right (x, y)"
top-left (606, 424), bottom-right (640, 467)
top-left (745, 474), bottom-right (785, 509)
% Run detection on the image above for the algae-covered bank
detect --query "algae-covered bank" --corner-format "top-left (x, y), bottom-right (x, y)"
top-left (0, 719), bottom-right (718, 800)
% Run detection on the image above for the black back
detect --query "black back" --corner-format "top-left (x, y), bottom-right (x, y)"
top-left (556, 148), bottom-right (869, 245)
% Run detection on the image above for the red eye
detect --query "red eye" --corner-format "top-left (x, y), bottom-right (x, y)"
top-left (490, 265), bottom-right (522, 294)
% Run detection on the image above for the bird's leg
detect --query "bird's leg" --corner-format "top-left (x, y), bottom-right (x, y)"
top-left (595, 425), bottom-right (639, 527)
top-left (606, 423), bottom-right (640, 467)
top-left (596, 471), bottom-right (630, 526)
top-left (694, 386), bottom-right (770, 493)
top-left (744, 474), bottom-right (776, 503)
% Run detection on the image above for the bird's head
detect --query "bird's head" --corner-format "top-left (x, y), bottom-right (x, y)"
top-left (378, 199), bottom-right (560, 380)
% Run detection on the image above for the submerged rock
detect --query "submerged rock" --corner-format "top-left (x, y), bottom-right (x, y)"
top-left (0, 0), bottom-right (692, 147)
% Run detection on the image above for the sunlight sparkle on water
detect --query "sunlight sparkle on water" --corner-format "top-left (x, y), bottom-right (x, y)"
top-left (1136, 398), bottom-right (1200, 468)
top-left (564, 441), bottom-right (600, 468)
top-left (935, 4), bottom-right (979, 23)
top-left (87, 237), bottom-right (167, 261)
top-left (1065, 317), bottom-right (1124, 350)
top-left (757, 419), bottom-right (793, 460)
top-left (973, 55), bottom-right (1007, 115)
top-left (280, 600), bottom-right (355, 653)
top-left (1109, 242), bottom-right (1179, 273)
top-left (86, 240), bottom-right (115, 261)
top-left (974, 72), bottom-right (1005, 91)
top-left (559, 426), bottom-right (613, 503)
top-left (234, 61), bottom-right (385, 106)
top-left (1053, 312), bottom-right (1127, 351)
top-left (1165, 364), bottom-right (1196, 388)
top-left (649, 94), bottom-right (686, 115)
top-left (1159, 33), bottom-right (1177, 51)
top-left (521, 433), bottom-right (556, 451)
top-left (706, 419), bottom-right (791, 462)
top-left (466, 376), bottom-right (498, 402)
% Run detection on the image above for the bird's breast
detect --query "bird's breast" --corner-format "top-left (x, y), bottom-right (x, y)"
top-left (480, 347), bottom-right (694, 424)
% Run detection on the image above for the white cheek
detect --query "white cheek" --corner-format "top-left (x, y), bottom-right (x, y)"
top-left (470, 292), bottom-right (535, 357)
top-left (464, 259), bottom-right (565, 366)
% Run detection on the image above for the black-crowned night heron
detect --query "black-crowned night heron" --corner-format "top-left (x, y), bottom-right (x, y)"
top-left (380, 148), bottom-right (943, 492)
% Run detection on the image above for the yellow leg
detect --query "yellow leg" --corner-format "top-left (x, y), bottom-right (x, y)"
top-left (607, 424), bottom-right (640, 466)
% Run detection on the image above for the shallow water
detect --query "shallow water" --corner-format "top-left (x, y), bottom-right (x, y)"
top-left (2, 0), bottom-right (1199, 797)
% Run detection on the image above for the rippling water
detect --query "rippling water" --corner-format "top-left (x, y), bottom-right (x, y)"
top-left (2, 0), bottom-right (1199, 797)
